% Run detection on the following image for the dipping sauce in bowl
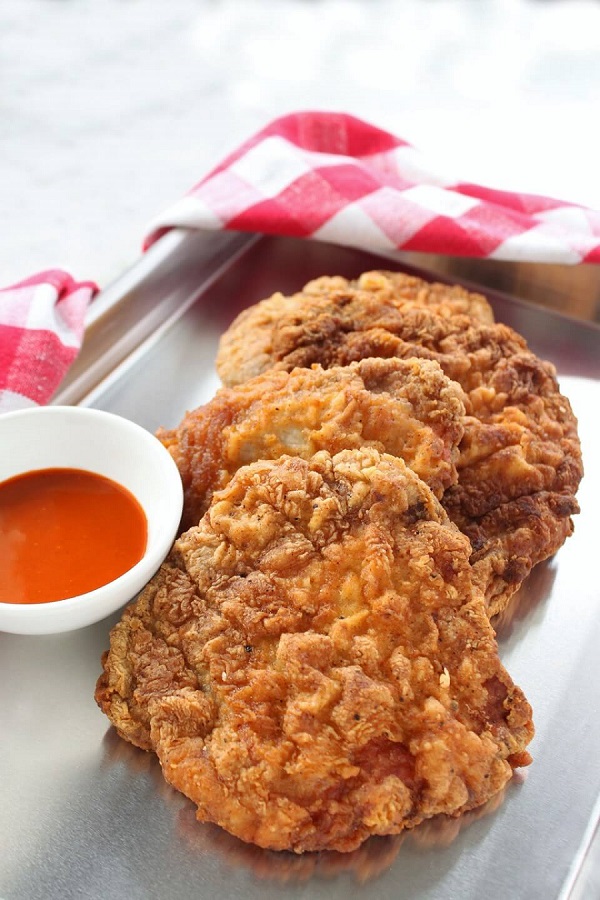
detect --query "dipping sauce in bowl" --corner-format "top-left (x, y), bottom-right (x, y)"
top-left (0, 468), bottom-right (148, 605)
top-left (0, 406), bottom-right (183, 635)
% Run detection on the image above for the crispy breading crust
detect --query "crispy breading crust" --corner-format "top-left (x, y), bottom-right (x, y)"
top-left (303, 271), bottom-right (494, 324)
top-left (157, 357), bottom-right (466, 532)
top-left (216, 290), bottom-right (582, 614)
top-left (96, 450), bottom-right (533, 853)
top-left (217, 271), bottom-right (493, 389)
top-left (458, 491), bottom-right (576, 612)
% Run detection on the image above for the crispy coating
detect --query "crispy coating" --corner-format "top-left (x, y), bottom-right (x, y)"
top-left (458, 492), bottom-right (576, 610)
top-left (303, 271), bottom-right (494, 323)
top-left (216, 288), bottom-right (582, 614)
top-left (96, 449), bottom-right (533, 853)
top-left (217, 271), bottom-right (493, 389)
top-left (157, 357), bottom-right (466, 532)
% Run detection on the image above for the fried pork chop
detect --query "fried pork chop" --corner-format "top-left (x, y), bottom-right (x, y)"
top-left (217, 271), bottom-right (493, 389)
top-left (216, 286), bottom-right (582, 615)
top-left (96, 449), bottom-right (533, 854)
top-left (157, 357), bottom-right (466, 533)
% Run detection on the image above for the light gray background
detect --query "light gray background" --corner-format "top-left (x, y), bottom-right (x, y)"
top-left (1, 0), bottom-right (599, 286)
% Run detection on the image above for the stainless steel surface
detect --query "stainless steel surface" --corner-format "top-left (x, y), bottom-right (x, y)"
top-left (393, 253), bottom-right (600, 325)
top-left (1, 236), bottom-right (599, 900)
top-left (53, 229), bottom-right (257, 406)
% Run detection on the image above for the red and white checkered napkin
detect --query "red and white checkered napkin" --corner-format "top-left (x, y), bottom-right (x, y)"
top-left (4, 110), bottom-right (600, 412)
top-left (145, 111), bottom-right (600, 264)
top-left (0, 271), bottom-right (97, 412)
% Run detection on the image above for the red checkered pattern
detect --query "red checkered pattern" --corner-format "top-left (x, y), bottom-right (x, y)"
top-left (146, 111), bottom-right (600, 264)
top-left (4, 111), bottom-right (600, 412)
top-left (0, 271), bottom-right (96, 411)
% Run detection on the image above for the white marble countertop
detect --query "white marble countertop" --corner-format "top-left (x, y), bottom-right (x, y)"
top-left (2, 0), bottom-right (599, 287)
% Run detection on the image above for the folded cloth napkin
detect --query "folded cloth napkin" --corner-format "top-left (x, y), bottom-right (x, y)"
top-left (3, 110), bottom-right (600, 412)
top-left (145, 111), bottom-right (600, 264)
top-left (0, 271), bottom-right (97, 412)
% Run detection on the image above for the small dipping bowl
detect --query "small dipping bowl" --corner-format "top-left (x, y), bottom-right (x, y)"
top-left (0, 406), bottom-right (183, 635)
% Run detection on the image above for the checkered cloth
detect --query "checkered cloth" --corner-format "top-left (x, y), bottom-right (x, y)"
top-left (0, 271), bottom-right (96, 411)
top-left (3, 111), bottom-right (600, 411)
top-left (146, 111), bottom-right (600, 264)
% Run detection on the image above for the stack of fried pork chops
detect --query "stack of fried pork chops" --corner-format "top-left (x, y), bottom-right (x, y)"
top-left (96, 271), bottom-right (582, 854)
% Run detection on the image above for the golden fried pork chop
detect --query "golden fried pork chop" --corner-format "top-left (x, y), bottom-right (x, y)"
top-left (96, 449), bottom-right (533, 854)
top-left (216, 287), bottom-right (582, 615)
top-left (303, 271), bottom-right (494, 322)
top-left (157, 357), bottom-right (466, 532)
top-left (217, 270), bottom-right (493, 389)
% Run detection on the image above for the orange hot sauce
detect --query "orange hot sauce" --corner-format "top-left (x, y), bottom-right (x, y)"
top-left (0, 468), bottom-right (148, 605)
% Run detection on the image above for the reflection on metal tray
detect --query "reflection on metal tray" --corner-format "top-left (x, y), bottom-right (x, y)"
top-left (1, 232), bottom-right (599, 900)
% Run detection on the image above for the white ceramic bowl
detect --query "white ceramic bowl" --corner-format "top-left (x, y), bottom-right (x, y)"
top-left (0, 406), bottom-right (183, 635)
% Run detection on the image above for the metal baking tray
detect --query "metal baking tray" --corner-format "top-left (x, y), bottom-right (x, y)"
top-left (1, 231), bottom-right (599, 900)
